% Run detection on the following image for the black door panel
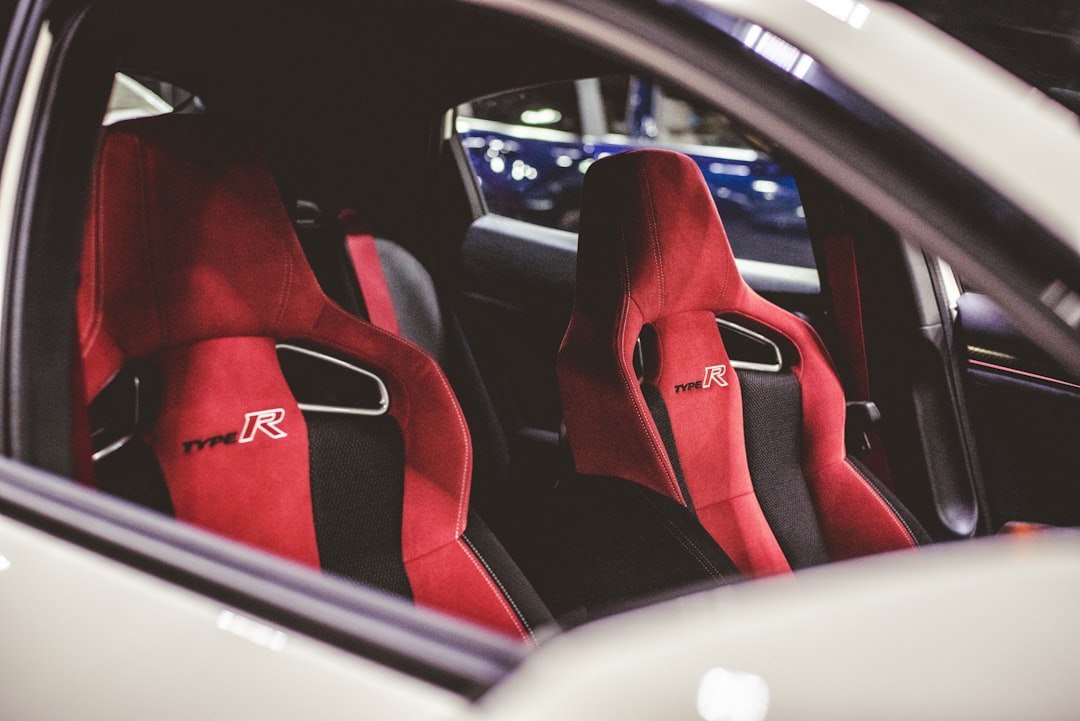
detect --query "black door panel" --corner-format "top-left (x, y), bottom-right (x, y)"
top-left (956, 292), bottom-right (1080, 528)
top-left (457, 216), bottom-right (572, 499)
top-left (461, 215), bottom-right (577, 325)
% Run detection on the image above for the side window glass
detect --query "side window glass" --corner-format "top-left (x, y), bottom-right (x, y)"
top-left (456, 75), bottom-right (815, 269)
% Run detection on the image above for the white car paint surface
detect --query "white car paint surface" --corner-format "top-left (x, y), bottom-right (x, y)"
top-left (0, 513), bottom-right (472, 721)
top-left (482, 533), bottom-right (1080, 721)
top-left (708, 0), bottom-right (1080, 249)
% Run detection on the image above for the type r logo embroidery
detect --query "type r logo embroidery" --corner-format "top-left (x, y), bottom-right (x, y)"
top-left (702, 365), bottom-right (729, 388)
top-left (182, 408), bottom-right (288, 453)
top-left (674, 365), bottom-right (729, 393)
top-left (239, 408), bottom-right (288, 442)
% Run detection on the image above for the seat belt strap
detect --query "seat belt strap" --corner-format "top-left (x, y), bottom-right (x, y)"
top-left (821, 232), bottom-right (894, 487)
top-left (338, 209), bottom-right (401, 336)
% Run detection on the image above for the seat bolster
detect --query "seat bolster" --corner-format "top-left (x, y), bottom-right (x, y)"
top-left (644, 310), bottom-right (790, 577)
top-left (558, 301), bottom-right (685, 501)
top-left (303, 302), bottom-right (537, 639)
top-left (406, 539), bottom-right (533, 642)
top-left (806, 460), bottom-right (919, 559)
top-left (243, 280), bottom-right (539, 640)
top-left (461, 511), bottom-right (554, 641)
top-left (153, 336), bottom-right (321, 566)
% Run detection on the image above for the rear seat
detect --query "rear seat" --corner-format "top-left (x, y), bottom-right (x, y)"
top-left (292, 200), bottom-right (446, 360)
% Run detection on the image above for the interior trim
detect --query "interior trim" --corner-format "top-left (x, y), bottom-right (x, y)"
top-left (969, 358), bottom-right (1080, 392)
top-left (717, 317), bottom-right (783, 372)
top-left (276, 343), bottom-right (390, 416)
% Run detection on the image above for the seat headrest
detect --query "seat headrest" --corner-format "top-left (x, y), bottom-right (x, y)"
top-left (572, 149), bottom-right (750, 324)
top-left (78, 114), bottom-right (326, 396)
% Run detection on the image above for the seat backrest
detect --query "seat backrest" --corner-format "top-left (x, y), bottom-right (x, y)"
top-left (557, 149), bottom-right (927, 580)
top-left (77, 113), bottom-right (549, 641)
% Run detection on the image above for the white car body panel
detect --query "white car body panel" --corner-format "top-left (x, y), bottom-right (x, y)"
top-left (0, 514), bottom-right (470, 721)
top-left (483, 534), bottom-right (1080, 721)
top-left (707, 0), bottom-right (1080, 248)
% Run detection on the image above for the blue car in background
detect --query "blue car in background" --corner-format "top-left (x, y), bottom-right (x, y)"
top-left (457, 75), bottom-right (814, 268)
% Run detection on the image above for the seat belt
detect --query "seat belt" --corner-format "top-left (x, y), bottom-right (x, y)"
top-left (821, 232), bottom-right (894, 488)
top-left (338, 209), bottom-right (401, 336)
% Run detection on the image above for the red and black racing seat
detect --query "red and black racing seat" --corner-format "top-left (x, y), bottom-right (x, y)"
top-left (76, 114), bottom-right (550, 641)
top-left (553, 149), bottom-right (929, 617)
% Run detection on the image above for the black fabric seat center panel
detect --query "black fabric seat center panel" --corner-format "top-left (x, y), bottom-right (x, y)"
top-left (307, 411), bottom-right (411, 597)
top-left (738, 368), bottom-right (831, 570)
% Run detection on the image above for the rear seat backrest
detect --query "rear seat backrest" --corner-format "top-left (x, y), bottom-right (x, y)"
top-left (295, 205), bottom-right (447, 362)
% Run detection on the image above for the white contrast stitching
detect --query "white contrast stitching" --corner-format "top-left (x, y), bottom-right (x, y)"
top-left (461, 533), bottom-right (535, 640)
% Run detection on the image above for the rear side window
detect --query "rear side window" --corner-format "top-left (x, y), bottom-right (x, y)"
top-left (456, 75), bottom-right (815, 269)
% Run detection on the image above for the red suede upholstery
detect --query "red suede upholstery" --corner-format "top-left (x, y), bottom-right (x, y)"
top-left (644, 311), bottom-right (789, 575)
top-left (77, 114), bottom-right (529, 640)
top-left (557, 150), bottom-right (917, 574)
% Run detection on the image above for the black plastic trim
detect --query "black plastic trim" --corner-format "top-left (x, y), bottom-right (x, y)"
top-left (0, 0), bottom-right (49, 458)
top-left (922, 254), bottom-right (989, 534)
top-left (5, 2), bottom-right (112, 476)
top-left (461, 214), bottom-right (578, 319)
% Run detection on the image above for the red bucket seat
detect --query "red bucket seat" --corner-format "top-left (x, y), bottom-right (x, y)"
top-left (555, 149), bottom-right (928, 615)
top-left (77, 114), bottom-right (550, 641)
